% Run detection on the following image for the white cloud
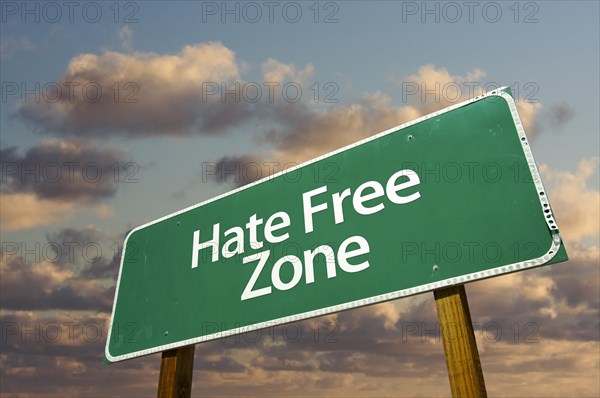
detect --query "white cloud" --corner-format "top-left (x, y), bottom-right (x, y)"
top-left (262, 58), bottom-right (314, 83)
top-left (118, 26), bottom-right (133, 51)
top-left (0, 193), bottom-right (119, 231)
top-left (399, 64), bottom-right (487, 114)
top-left (16, 42), bottom-right (245, 136)
top-left (539, 157), bottom-right (600, 245)
top-left (516, 100), bottom-right (542, 137)
top-left (0, 193), bottom-right (77, 231)
top-left (0, 35), bottom-right (34, 58)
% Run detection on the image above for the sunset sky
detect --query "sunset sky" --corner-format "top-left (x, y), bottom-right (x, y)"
top-left (1, 1), bottom-right (599, 397)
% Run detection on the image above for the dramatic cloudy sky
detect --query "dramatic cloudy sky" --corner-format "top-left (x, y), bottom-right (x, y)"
top-left (1, 1), bottom-right (599, 397)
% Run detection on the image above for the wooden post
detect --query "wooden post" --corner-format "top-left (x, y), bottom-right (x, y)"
top-left (434, 285), bottom-right (487, 398)
top-left (157, 345), bottom-right (195, 398)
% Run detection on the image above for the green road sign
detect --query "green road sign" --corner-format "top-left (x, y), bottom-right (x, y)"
top-left (106, 88), bottom-right (567, 362)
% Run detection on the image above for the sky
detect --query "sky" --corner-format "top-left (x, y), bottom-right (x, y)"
top-left (0, 0), bottom-right (599, 397)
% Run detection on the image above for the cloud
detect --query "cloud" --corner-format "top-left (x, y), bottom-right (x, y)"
top-left (398, 64), bottom-right (486, 114)
top-left (5, 50), bottom-right (596, 396)
top-left (0, 193), bottom-right (78, 230)
top-left (195, 354), bottom-right (246, 373)
top-left (94, 203), bottom-right (116, 218)
top-left (268, 91), bottom-right (421, 165)
top-left (1, 139), bottom-right (132, 230)
top-left (262, 58), bottom-right (314, 83)
top-left (0, 192), bottom-right (121, 231)
top-left (15, 48), bottom-right (477, 144)
top-left (206, 91), bottom-right (423, 188)
top-left (15, 42), bottom-right (246, 137)
top-left (14, 45), bottom-right (543, 151)
top-left (0, 252), bottom-right (113, 311)
top-left (515, 101), bottom-right (575, 137)
top-left (0, 226), bottom-right (120, 310)
top-left (2, 247), bottom-right (598, 398)
top-left (539, 157), bottom-right (600, 245)
top-left (478, 338), bottom-right (599, 397)
top-left (1, 139), bottom-right (129, 201)
top-left (193, 64), bottom-right (597, 396)
top-left (117, 26), bottom-right (133, 51)
top-left (516, 100), bottom-right (542, 137)
top-left (465, 245), bottom-right (599, 343)
top-left (0, 35), bottom-right (34, 58)
top-left (396, 65), bottom-right (542, 138)
top-left (209, 65), bottom-right (547, 192)
top-left (208, 154), bottom-right (265, 187)
top-left (546, 102), bottom-right (576, 129)
top-left (0, 310), bottom-right (161, 397)
top-left (45, 226), bottom-right (121, 279)
top-left (550, 246), bottom-right (600, 312)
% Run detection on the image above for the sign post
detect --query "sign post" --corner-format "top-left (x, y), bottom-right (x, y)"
top-left (435, 285), bottom-right (487, 397)
top-left (106, 88), bottom-right (567, 396)
top-left (157, 345), bottom-right (195, 398)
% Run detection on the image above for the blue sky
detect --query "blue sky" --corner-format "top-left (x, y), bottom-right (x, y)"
top-left (1, 1), bottom-right (599, 397)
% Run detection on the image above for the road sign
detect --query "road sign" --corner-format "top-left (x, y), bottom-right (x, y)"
top-left (106, 88), bottom-right (567, 362)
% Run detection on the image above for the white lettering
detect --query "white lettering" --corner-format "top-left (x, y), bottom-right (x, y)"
top-left (304, 245), bottom-right (337, 284)
top-left (303, 185), bottom-right (328, 233)
top-left (332, 188), bottom-right (351, 224)
top-left (241, 250), bottom-right (272, 301)
top-left (222, 226), bottom-right (244, 258)
top-left (272, 255), bottom-right (303, 291)
top-left (245, 213), bottom-right (264, 249)
top-left (353, 181), bottom-right (385, 215)
top-left (386, 169), bottom-right (421, 204)
top-left (264, 211), bottom-right (291, 243)
top-left (338, 235), bottom-right (371, 273)
top-left (191, 223), bottom-right (220, 268)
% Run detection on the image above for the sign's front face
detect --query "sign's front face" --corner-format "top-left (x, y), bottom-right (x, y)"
top-left (106, 89), bottom-right (567, 362)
